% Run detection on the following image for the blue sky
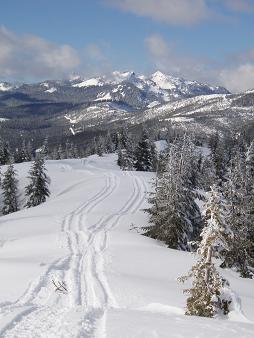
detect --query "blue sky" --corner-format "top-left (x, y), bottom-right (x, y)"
top-left (1, 0), bottom-right (254, 92)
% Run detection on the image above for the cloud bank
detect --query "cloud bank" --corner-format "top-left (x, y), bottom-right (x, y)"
top-left (0, 26), bottom-right (112, 82)
top-left (0, 26), bottom-right (80, 81)
top-left (107, 0), bottom-right (210, 26)
top-left (106, 0), bottom-right (254, 26)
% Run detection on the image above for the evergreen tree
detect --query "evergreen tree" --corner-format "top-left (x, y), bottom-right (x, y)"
top-left (144, 136), bottom-right (202, 249)
top-left (0, 139), bottom-right (11, 165)
top-left (105, 131), bottom-right (116, 153)
top-left (179, 185), bottom-right (232, 317)
top-left (41, 137), bottom-right (49, 159)
top-left (2, 164), bottom-right (19, 215)
top-left (96, 136), bottom-right (104, 157)
top-left (209, 133), bottom-right (226, 179)
top-left (134, 129), bottom-right (156, 172)
top-left (25, 158), bottom-right (50, 208)
top-left (221, 147), bottom-right (254, 277)
top-left (117, 143), bottom-right (124, 168)
top-left (27, 141), bottom-right (33, 161)
top-left (57, 145), bottom-right (66, 160)
top-left (117, 128), bottom-right (135, 170)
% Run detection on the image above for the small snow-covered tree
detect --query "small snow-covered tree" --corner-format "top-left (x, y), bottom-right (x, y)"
top-left (41, 137), bottom-right (49, 159)
top-left (0, 139), bottom-right (11, 165)
top-left (25, 158), bottom-right (50, 207)
top-left (179, 185), bottom-right (232, 317)
top-left (57, 144), bottom-right (66, 160)
top-left (2, 164), bottom-right (19, 215)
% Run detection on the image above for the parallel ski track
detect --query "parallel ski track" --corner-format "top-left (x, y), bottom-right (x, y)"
top-left (1, 170), bottom-right (147, 338)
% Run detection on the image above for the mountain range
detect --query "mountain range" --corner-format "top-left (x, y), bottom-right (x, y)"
top-left (1, 70), bottom-right (254, 145)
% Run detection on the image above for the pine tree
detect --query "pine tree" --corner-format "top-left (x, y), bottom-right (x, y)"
top-left (144, 136), bottom-right (202, 250)
top-left (41, 137), bottom-right (49, 159)
top-left (97, 136), bottom-right (105, 157)
top-left (2, 164), bottom-right (19, 215)
top-left (57, 145), bottom-right (66, 160)
top-left (179, 185), bottom-right (232, 317)
top-left (221, 147), bottom-right (254, 277)
top-left (105, 131), bottom-right (115, 153)
top-left (117, 128), bottom-right (135, 170)
top-left (0, 139), bottom-right (11, 165)
top-left (209, 133), bottom-right (226, 179)
top-left (134, 129), bottom-right (156, 172)
top-left (25, 158), bottom-right (50, 208)
top-left (117, 143), bottom-right (124, 168)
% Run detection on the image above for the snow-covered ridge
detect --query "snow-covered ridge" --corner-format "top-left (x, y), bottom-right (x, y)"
top-left (70, 70), bottom-right (229, 101)
top-left (73, 77), bottom-right (105, 88)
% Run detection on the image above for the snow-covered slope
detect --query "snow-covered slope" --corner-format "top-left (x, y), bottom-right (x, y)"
top-left (130, 91), bottom-right (254, 135)
top-left (0, 155), bottom-right (254, 337)
top-left (73, 78), bottom-right (105, 88)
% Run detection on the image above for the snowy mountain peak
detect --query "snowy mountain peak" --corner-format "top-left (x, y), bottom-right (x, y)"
top-left (111, 70), bottom-right (136, 83)
top-left (150, 71), bottom-right (182, 90)
top-left (73, 77), bottom-right (105, 88)
top-left (0, 82), bottom-right (13, 92)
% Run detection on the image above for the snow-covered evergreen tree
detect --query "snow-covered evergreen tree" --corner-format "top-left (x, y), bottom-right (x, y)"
top-left (1, 164), bottom-right (19, 215)
top-left (105, 131), bottom-right (116, 153)
top-left (209, 133), bottom-right (226, 179)
top-left (41, 137), bottom-right (49, 159)
top-left (117, 128), bottom-right (135, 170)
top-left (57, 145), bottom-right (66, 160)
top-left (144, 136), bottom-right (202, 249)
top-left (179, 185), bottom-right (232, 317)
top-left (96, 136), bottom-right (104, 157)
top-left (25, 158), bottom-right (50, 208)
top-left (134, 129), bottom-right (156, 172)
top-left (0, 139), bottom-right (11, 165)
top-left (221, 147), bottom-right (254, 277)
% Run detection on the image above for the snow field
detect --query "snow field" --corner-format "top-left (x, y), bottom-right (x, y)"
top-left (0, 154), bottom-right (253, 337)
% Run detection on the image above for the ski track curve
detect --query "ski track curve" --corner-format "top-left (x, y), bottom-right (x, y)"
top-left (0, 170), bottom-right (147, 338)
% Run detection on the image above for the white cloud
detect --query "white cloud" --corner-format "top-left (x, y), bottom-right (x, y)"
top-left (145, 34), bottom-right (215, 83)
top-left (0, 26), bottom-right (81, 81)
top-left (222, 0), bottom-right (254, 13)
top-left (145, 33), bottom-right (254, 92)
top-left (219, 64), bottom-right (254, 92)
top-left (106, 0), bottom-right (254, 26)
top-left (0, 26), bottom-right (113, 81)
top-left (106, 0), bottom-right (210, 25)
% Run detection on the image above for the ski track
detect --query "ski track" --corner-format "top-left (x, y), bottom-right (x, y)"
top-left (0, 170), bottom-right (147, 338)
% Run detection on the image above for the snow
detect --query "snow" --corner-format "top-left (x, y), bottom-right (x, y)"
top-left (0, 155), bottom-right (254, 337)
top-left (147, 101), bottom-right (160, 108)
top-left (95, 92), bottom-right (112, 101)
top-left (73, 78), bottom-right (104, 88)
top-left (151, 71), bottom-right (181, 90)
top-left (0, 83), bottom-right (12, 92)
top-left (45, 87), bottom-right (57, 94)
top-left (154, 140), bottom-right (168, 153)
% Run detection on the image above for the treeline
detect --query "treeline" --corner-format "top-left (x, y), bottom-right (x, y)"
top-left (142, 133), bottom-right (254, 318)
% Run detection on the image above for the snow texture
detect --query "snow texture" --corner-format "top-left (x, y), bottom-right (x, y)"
top-left (0, 155), bottom-right (253, 337)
